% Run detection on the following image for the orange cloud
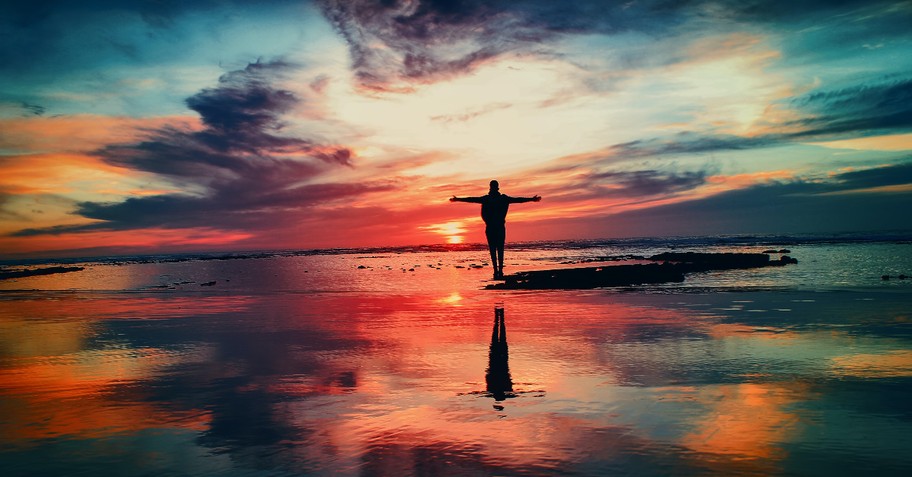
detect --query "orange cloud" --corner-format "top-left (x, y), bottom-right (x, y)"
top-left (0, 227), bottom-right (254, 258)
top-left (0, 114), bottom-right (200, 154)
top-left (701, 170), bottom-right (796, 196)
top-left (810, 133), bottom-right (912, 152)
top-left (0, 153), bottom-right (153, 196)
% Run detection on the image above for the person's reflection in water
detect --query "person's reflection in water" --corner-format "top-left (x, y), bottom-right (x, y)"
top-left (486, 306), bottom-right (515, 407)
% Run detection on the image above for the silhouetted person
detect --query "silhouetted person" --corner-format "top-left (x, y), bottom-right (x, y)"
top-left (450, 180), bottom-right (541, 279)
top-left (486, 306), bottom-right (514, 403)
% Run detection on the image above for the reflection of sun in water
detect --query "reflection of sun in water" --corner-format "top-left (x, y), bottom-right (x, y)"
top-left (439, 292), bottom-right (463, 305)
top-left (422, 221), bottom-right (467, 244)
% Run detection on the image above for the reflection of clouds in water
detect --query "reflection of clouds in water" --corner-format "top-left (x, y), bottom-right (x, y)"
top-left (830, 350), bottom-right (912, 378)
top-left (706, 323), bottom-right (795, 340)
top-left (2, 289), bottom-right (911, 474)
top-left (677, 383), bottom-right (807, 473)
top-left (0, 295), bottom-right (229, 443)
top-left (0, 318), bottom-right (91, 358)
top-left (0, 294), bottom-right (256, 325)
top-left (0, 346), bottom-right (214, 443)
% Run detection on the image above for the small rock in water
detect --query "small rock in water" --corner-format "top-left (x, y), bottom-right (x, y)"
top-left (201, 281), bottom-right (216, 286)
top-left (882, 275), bottom-right (890, 280)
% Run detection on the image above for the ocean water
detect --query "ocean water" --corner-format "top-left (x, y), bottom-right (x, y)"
top-left (1, 236), bottom-right (911, 476)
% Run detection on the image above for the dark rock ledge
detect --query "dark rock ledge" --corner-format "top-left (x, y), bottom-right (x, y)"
top-left (487, 252), bottom-right (797, 290)
top-left (0, 266), bottom-right (85, 280)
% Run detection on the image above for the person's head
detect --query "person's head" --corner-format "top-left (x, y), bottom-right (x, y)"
top-left (489, 180), bottom-right (499, 192)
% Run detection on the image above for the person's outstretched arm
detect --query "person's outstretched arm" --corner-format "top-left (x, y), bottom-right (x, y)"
top-left (507, 195), bottom-right (542, 204)
top-left (450, 195), bottom-right (485, 203)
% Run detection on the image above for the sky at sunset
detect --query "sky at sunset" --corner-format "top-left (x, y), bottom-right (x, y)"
top-left (2, 0), bottom-right (912, 259)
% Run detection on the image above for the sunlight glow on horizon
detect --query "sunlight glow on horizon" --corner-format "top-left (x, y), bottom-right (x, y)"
top-left (420, 221), bottom-right (468, 245)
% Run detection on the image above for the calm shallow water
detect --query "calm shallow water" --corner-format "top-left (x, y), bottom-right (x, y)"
top-left (1, 241), bottom-right (911, 476)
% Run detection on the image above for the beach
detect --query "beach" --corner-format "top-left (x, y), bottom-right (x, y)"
top-left (1, 237), bottom-right (911, 476)
top-left (5, 0), bottom-right (912, 474)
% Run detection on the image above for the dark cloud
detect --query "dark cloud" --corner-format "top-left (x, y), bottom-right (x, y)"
top-left (11, 60), bottom-right (373, 237)
top-left (589, 161), bottom-right (912, 237)
top-left (316, 0), bottom-right (702, 91)
top-left (318, 0), bottom-right (911, 91)
top-left (832, 162), bottom-right (912, 189)
top-left (0, 1), bottom-right (171, 79)
top-left (564, 76), bottom-right (912, 165)
top-left (609, 134), bottom-right (782, 159)
top-left (11, 181), bottom-right (394, 238)
top-left (769, 2), bottom-right (912, 69)
top-left (518, 160), bottom-right (717, 209)
top-left (318, 0), bottom-right (507, 91)
top-left (0, 190), bottom-right (19, 220)
top-left (786, 78), bottom-right (912, 139)
top-left (101, 60), bottom-right (351, 171)
top-left (592, 169), bottom-right (712, 197)
top-left (0, 1), bottom-right (303, 29)
top-left (19, 101), bottom-right (45, 116)
top-left (720, 0), bottom-right (909, 24)
top-left (0, 0), bottom-right (306, 84)
top-left (97, 60), bottom-right (352, 181)
top-left (613, 77), bottom-right (910, 158)
top-left (516, 161), bottom-right (912, 240)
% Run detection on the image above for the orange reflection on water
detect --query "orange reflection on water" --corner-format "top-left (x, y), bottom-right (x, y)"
top-left (706, 323), bottom-right (795, 340)
top-left (5, 287), bottom-right (906, 474)
top-left (830, 350), bottom-right (912, 378)
top-left (0, 294), bottom-right (255, 322)
top-left (0, 317), bottom-right (91, 358)
top-left (678, 382), bottom-right (806, 470)
top-left (0, 294), bottom-right (252, 445)
top-left (307, 403), bottom-right (624, 471)
top-left (0, 346), bottom-right (213, 444)
top-left (437, 292), bottom-right (464, 305)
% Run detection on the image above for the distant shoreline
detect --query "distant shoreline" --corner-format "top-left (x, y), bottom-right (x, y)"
top-left (1, 231), bottom-right (910, 268)
top-left (0, 266), bottom-right (85, 281)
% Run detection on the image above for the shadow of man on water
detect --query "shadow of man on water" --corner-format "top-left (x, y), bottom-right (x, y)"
top-left (486, 306), bottom-right (515, 406)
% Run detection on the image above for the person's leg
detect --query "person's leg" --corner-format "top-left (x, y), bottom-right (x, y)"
top-left (496, 226), bottom-right (506, 277)
top-left (485, 227), bottom-right (499, 277)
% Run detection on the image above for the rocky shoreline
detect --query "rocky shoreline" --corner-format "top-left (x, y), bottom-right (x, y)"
top-left (0, 266), bottom-right (85, 281)
top-left (487, 252), bottom-right (798, 290)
